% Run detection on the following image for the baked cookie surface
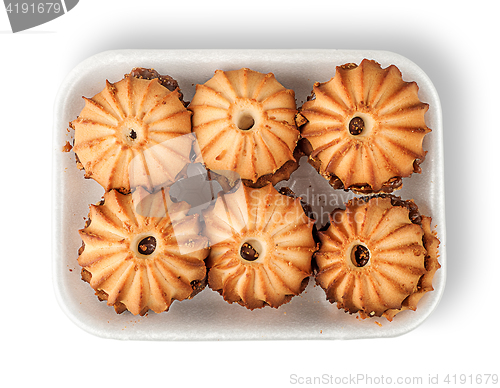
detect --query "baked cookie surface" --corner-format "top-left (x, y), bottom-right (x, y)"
top-left (203, 184), bottom-right (316, 309)
top-left (78, 189), bottom-right (209, 315)
top-left (315, 195), bottom-right (439, 320)
top-left (299, 59), bottom-right (430, 194)
top-left (72, 71), bottom-right (192, 193)
top-left (190, 68), bottom-right (300, 187)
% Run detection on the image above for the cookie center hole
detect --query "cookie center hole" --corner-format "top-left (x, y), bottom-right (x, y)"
top-left (138, 236), bottom-right (156, 255)
top-left (128, 128), bottom-right (138, 140)
top-left (237, 114), bottom-right (255, 131)
top-left (240, 240), bottom-right (261, 261)
top-left (349, 117), bottom-right (365, 136)
top-left (351, 244), bottom-right (370, 267)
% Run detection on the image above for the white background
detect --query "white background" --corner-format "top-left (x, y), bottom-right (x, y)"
top-left (1, 0), bottom-right (499, 387)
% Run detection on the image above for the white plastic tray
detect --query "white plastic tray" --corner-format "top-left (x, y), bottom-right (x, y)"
top-left (52, 49), bottom-right (446, 340)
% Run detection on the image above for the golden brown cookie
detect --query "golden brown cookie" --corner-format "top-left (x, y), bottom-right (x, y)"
top-left (72, 71), bottom-right (192, 193)
top-left (190, 68), bottom-right (300, 188)
top-left (78, 188), bottom-right (209, 315)
top-left (315, 195), bottom-right (439, 320)
top-left (299, 59), bottom-right (430, 194)
top-left (203, 184), bottom-right (316, 309)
